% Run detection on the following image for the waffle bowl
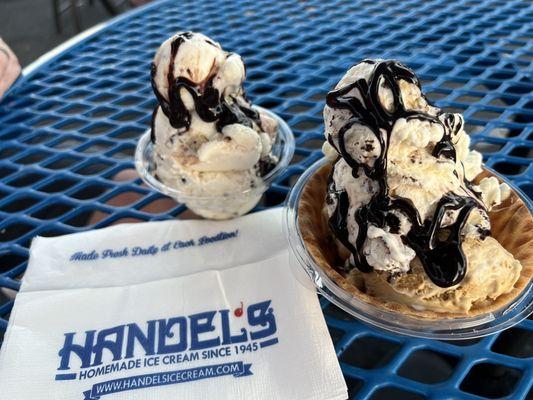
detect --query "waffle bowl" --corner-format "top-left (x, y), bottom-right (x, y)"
top-left (284, 158), bottom-right (533, 339)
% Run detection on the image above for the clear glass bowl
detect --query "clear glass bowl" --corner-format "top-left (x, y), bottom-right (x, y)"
top-left (284, 157), bottom-right (533, 340)
top-left (135, 106), bottom-right (294, 220)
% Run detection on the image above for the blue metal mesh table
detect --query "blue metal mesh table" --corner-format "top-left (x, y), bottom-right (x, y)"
top-left (0, 0), bottom-right (532, 398)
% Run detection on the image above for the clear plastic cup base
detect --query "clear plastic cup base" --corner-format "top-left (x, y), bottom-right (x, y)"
top-left (135, 106), bottom-right (295, 220)
top-left (284, 157), bottom-right (533, 340)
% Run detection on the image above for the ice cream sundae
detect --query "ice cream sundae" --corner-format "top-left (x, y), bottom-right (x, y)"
top-left (296, 59), bottom-right (532, 317)
top-left (149, 32), bottom-right (283, 219)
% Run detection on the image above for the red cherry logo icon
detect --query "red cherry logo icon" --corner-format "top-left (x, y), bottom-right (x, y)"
top-left (234, 302), bottom-right (244, 317)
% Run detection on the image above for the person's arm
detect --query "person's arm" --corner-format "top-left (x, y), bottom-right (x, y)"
top-left (0, 38), bottom-right (21, 99)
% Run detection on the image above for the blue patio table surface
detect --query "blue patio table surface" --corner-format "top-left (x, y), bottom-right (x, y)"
top-left (0, 0), bottom-right (532, 399)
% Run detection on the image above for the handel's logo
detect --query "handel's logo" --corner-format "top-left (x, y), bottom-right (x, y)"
top-left (55, 300), bottom-right (277, 382)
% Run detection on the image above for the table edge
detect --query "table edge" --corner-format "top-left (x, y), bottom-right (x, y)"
top-left (5, 0), bottom-right (165, 98)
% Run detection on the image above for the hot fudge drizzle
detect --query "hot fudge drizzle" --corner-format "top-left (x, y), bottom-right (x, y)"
top-left (150, 32), bottom-right (262, 143)
top-left (326, 60), bottom-right (487, 288)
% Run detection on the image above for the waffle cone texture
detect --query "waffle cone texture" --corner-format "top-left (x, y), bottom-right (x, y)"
top-left (297, 162), bottom-right (533, 319)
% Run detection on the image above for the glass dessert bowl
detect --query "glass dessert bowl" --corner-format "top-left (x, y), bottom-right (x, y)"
top-left (136, 106), bottom-right (294, 219)
top-left (285, 59), bottom-right (533, 339)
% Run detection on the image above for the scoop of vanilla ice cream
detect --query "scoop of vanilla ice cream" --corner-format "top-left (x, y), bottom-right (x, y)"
top-left (150, 32), bottom-right (278, 219)
top-left (191, 124), bottom-right (262, 172)
top-left (323, 59), bottom-right (520, 311)
top-left (156, 158), bottom-right (264, 219)
top-left (152, 33), bottom-right (228, 103)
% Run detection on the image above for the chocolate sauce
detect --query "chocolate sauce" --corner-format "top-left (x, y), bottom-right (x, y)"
top-left (327, 179), bottom-right (366, 272)
top-left (150, 32), bottom-right (262, 145)
top-left (432, 113), bottom-right (460, 160)
top-left (150, 107), bottom-right (158, 143)
top-left (257, 157), bottom-right (277, 176)
top-left (326, 60), bottom-right (487, 288)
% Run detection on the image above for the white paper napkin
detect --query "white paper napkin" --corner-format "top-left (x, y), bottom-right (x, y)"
top-left (0, 208), bottom-right (347, 400)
